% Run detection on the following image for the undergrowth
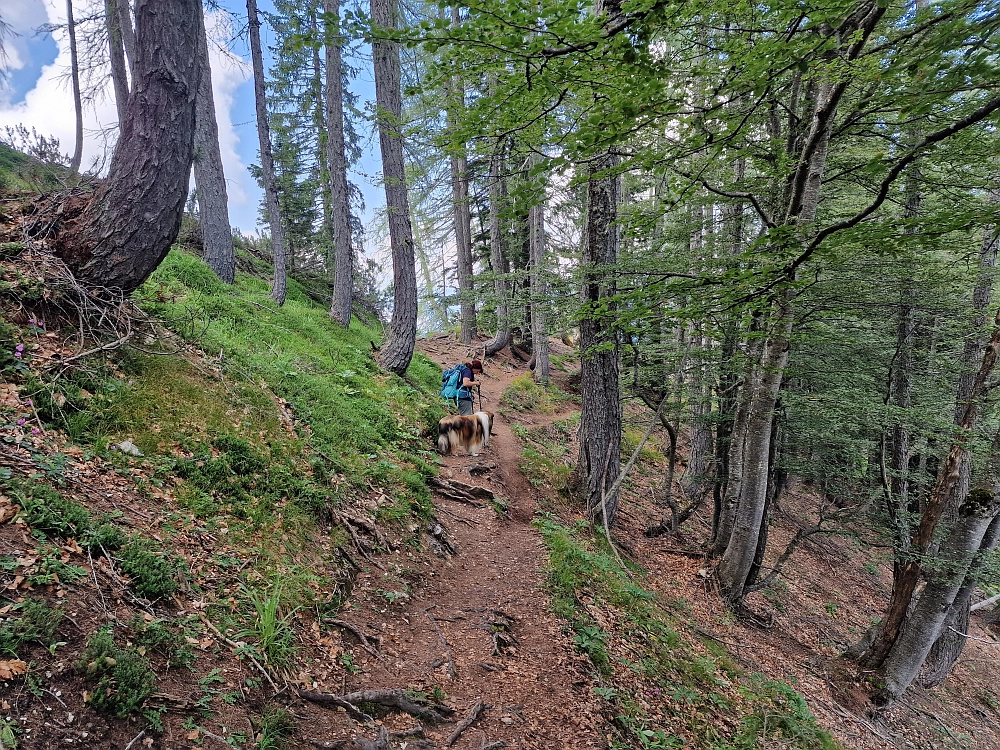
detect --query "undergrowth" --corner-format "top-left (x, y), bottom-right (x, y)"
top-left (536, 518), bottom-right (840, 750)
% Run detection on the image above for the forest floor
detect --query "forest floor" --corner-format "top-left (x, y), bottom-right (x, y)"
top-left (3, 250), bottom-right (1000, 749)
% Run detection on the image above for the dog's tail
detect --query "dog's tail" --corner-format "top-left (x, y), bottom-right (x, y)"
top-left (437, 427), bottom-right (450, 455)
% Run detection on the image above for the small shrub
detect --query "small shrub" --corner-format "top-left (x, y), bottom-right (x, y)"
top-left (237, 582), bottom-right (298, 669)
top-left (118, 539), bottom-right (181, 599)
top-left (254, 706), bottom-right (295, 750)
top-left (78, 626), bottom-right (156, 718)
top-left (127, 615), bottom-right (196, 669)
top-left (81, 523), bottom-right (128, 553)
top-left (0, 598), bottom-right (64, 656)
top-left (13, 483), bottom-right (91, 539)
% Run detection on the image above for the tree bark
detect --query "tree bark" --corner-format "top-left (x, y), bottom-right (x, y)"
top-left (484, 141), bottom-right (511, 356)
top-left (326, 0), bottom-right (354, 326)
top-left (716, 292), bottom-right (794, 602)
top-left (247, 0), bottom-right (287, 305)
top-left (56, 0), bottom-right (201, 294)
top-left (576, 150), bottom-right (622, 525)
top-left (528, 159), bottom-right (549, 385)
top-left (118, 0), bottom-right (136, 79)
top-left (878, 490), bottom-right (1000, 703)
top-left (66, 0), bottom-right (84, 174)
top-left (372, 0), bottom-right (417, 375)
top-left (448, 6), bottom-right (476, 345)
top-left (862, 304), bottom-right (1000, 667)
top-left (193, 5), bottom-right (235, 284)
top-left (105, 0), bottom-right (130, 125)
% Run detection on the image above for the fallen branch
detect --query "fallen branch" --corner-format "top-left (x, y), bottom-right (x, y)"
top-left (328, 619), bottom-right (382, 658)
top-left (445, 698), bottom-right (485, 747)
top-left (296, 689), bottom-right (373, 724)
top-left (198, 613), bottom-right (278, 693)
top-left (425, 607), bottom-right (458, 679)
top-left (427, 477), bottom-right (494, 507)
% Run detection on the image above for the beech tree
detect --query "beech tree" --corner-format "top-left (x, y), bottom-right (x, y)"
top-left (56, 0), bottom-right (201, 294)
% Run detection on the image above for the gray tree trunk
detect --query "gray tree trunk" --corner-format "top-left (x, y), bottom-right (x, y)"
top-left (716, 293), bottom-right (794, 602)
top-left (529, 158), bottom-right (549, 385)
top-left (879, 490), bottom-right (1000, 703)
top-left (66, 0), bottom-right (83, 174)
top-left (484, 143), bottom-right (511, 356)
top-left (576, 150), bottom-right (622, 525)
top-left (247, 0), bottom-right (287, 305)
top-left (685, 203), bottom-right (713, 498)
top-left (193, 5), bottom-right (234, 284)
top-left (105, 0), bottom-right (130, 125)
top-left (325, 0), bottom-right (354, 326)
top-left (372, 0), bottom-right (417, 375)
top-left (56, 0), bottom-right (200, 293)
top-left (448, 6), bottom-right (476, 344)
top-left (118, 0), bottom-right (136, 79)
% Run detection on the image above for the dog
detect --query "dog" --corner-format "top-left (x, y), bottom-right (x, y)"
top-left (437, 412), bottom-right (494, 456)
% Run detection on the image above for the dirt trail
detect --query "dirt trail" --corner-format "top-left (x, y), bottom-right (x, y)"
top-left (332, 338), bottom-right (605, 749)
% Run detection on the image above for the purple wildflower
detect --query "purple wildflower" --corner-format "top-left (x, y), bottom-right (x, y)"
top-left (31, 428), bottom-right (39, 435)
top-left (24, 399), bottom-right (31, 406)
top-left (13, 352), bottom-right (21, 359)
top-left (16, 418), bottom-right (25, 425)
top-left (15, 344), bottom-right (23, 352)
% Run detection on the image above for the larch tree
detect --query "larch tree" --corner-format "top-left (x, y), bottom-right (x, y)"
top-left (371, 0), bottom-right (417, 375)
top-left (193, 5), bottom-right (235, 284)
top-left (105, 0), bottom-right (130, 123)
top-left (66, 0), bottom-right (84, 174)
top-left (447, 5), bottom-right (476, 345)
top-left (55, 0), bottom-right (201, 294)
top-left (247, 0), bottom-right (289, 305)
top-left (325, 0), bottom-right (354, 326)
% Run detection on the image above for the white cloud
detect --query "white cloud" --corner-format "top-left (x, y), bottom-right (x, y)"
top-left (0, 1), bottom-right (256, 223)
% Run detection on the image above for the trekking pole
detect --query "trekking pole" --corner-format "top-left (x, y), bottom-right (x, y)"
top-left (478, 386), bottom-right (483, 413)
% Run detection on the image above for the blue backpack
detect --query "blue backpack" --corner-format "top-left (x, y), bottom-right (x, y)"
top-left (440, 364), bottom-right (469, 407)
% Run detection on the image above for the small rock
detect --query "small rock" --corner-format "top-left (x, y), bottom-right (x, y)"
top-left (117, 440), bottom-right (142, 456)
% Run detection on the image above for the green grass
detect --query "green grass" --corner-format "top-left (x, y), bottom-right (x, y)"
top-left (536, 518), bottom-right (840, 750)
top-left (78, 626), bottom-right (157, 719)
top-left (0, 598), bottom-right (64, 657)
top-left (501, 373), bottom-right (571, 414)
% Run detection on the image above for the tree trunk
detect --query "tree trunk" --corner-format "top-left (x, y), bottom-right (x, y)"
top-left (484, 142), bottom-right (511, 356)
top-left (716, 293), bottom-right (794, 602)
top-left (528, 161), bottom-right (549, 385)
top-left (193, 5), bottom-right (234, 284)
top-left (326, 0), bottom-right (354, 327)
top-left (105, 0), bottom-right (130, 125)
top-left (66, 0), bottom-right (83, 174)
top-left (919, 513), bottom-right (1000, 688)
top-left (56, 0), bottom-right (200, 294)
top-left (118, 0), bottom-right (137, 79)
top-left (576, 150), bottom-right (622, 525)
top-left (710, 315), bottom-right (762, 555)
top-left (862, 305), bottom-right (1000, 667)
top-left (448, 6), bottom-right (476, 345)
top-left (372, 0), bottom-right (417, 375)
top-left (878, 490), bottom-right (1000, 703)
top-left (247, 0), bottom-right (287, 305)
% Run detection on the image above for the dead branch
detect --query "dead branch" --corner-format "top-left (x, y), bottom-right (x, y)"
top-left (198, 613), bottom-right (278, 693)
top-left (445, 698), bottom-right (485, 747)
top-left (341, 689), bottom-right (454, 722)
top-left (296, 689), bottom-right (374, 724)
top-left (328, 619), bottom-right (382, 658)
top-left (424, 607), bottom-right (458, 679)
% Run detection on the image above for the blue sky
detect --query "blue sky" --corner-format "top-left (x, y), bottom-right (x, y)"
top-left (0, 0), bottom-right (384, 236)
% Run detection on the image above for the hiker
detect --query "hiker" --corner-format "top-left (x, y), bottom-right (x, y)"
top-left (457, 360), bottom-right (483, 415)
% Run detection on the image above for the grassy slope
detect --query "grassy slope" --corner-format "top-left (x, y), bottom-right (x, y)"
top-left (0, 245), bottom-right (446, 746)
top-left (502, 379), bottom-right (840, 750)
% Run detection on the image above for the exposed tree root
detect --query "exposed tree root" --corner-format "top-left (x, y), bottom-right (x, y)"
top-left (427, 477), bottom-right (494, 507)
top-left (425, 606), bottom-right (458, 679)
top-left (471, 610), bottom-right (518, 656)
top-left (444, 698), bottom-right (485, 747)
top-left (297, 688), bottom-right (455, 724)
top-left (328, 619), bottom-right (382, 659)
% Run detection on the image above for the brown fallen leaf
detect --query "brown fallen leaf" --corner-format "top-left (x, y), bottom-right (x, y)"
top-left (0, 498), bottom-right (18, 524)
top-left (0, 660), bottom-right (28, 680)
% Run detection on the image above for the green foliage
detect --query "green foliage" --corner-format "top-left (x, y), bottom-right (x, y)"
top-left (0, 598), bottom-right (64, 657)
top-left (237, 581), bottom-right (298, 669)
top-left (501, 374), bottom-right (569, 414)
top-left (536, 518), bottom-right (838, 749)
top-left (78, 626), bottom-right (156, 718)
top-left (11, 481), bottom-right (90, 539)
top-left (127, 615), bottom-right (197, 670)
top-left (254, 706), bottom-right (295, 750)
top-left (117, 539), bottom-right (182, 600)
